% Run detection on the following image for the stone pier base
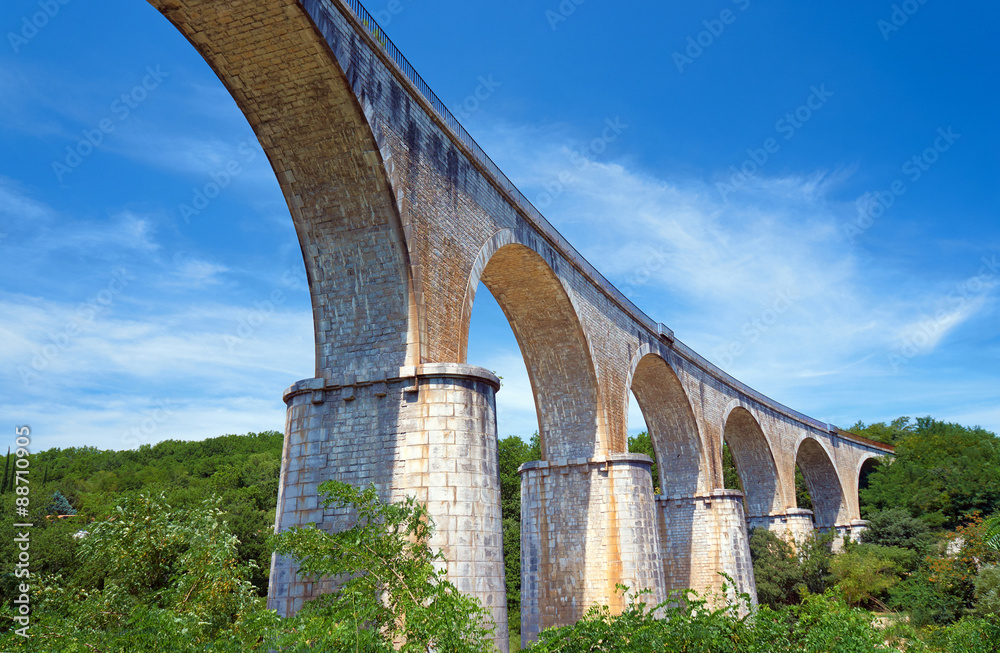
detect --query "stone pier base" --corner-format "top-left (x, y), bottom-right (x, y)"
top-left (519, 454), bottom-right (663, 648)
top-left (657, 490), bottom-right (756, 605)
top-left (748, 508), bottom-right (815, 550)
top-left (822, 520), bottom-right (869, 552)
top-left (267, 363), bottom-right (509, 652)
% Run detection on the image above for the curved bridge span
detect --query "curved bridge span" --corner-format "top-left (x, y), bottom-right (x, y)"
top-left (147, 0), bottom-right (894, 649)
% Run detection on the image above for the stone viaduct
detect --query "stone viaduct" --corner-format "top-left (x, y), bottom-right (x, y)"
top-left (147, 0), bottom-right (894, 649)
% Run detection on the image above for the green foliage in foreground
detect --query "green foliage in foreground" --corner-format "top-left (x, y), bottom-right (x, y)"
top-left (271, 480), bottom-right (496, 653)
top-left (0, 494), bottom-right (277, 652)
top-left (1, 472), bottom-right (997, 653)
top-left (525, 585), bottom-right (999, 653)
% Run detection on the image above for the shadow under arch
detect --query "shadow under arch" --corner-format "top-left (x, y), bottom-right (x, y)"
top-left (626, 347), bottom-right (707, 496)
top-left (722, 406), bottom-right (783, 520)
top-left (858, 455), bottom-right (883, 493)
top-left (795, 437), bottom-right (848, 529)
top-left (461, 231), bottom-right (603, 460)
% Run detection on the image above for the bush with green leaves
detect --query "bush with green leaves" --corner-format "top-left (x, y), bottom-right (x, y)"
top-left (271, 480), bottom-right (496, 653)
top-left (861, 507), bottom-right (934, 559)
top-left (830, 545), bottom-right (902, 609)
top-left (748, 528), bottom-right (832, 608)
top-left (525, 583), bottom-right (895, 653)
top-left (748, 528), bottom-right (803, 607)
top-left (920, 616), bottom-right (1000, 653)
top-left (973, 565), bottom-right (1000, 619)
top-left (0, 493), bottom-right (275, 652)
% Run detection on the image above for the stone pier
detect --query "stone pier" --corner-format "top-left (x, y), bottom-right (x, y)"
top-left (268, 364), bottom-right (508, 651)
top-left (519, 455), bottom-right (664, 648)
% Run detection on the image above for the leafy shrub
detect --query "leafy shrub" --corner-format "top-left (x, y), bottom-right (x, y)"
top-left (830, 546), bottom-right (901, 609)
top-left (861, 507), bottom-right (934, 558)
top-left (526, 584), bottom-right (894, 652)
top-left (974, 564), bottom-right (1000, 619)
top-left (749, 528), bottom-right (803, 607)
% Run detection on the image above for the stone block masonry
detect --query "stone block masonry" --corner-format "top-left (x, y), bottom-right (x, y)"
top-left (658, 491), bottom-right (756, 605)
top-left (146, 1), bottom-right (896, 649)
top-left (268, 364), bottom-right (508, 649)
top-left (519, 455), bottom-right (665, 648)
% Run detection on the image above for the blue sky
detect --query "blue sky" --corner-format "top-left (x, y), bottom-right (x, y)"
top-left (1, 0), bottom-right (997, 452)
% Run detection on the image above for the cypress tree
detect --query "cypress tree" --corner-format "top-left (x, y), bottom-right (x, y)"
top-left (1, 448), bottom-right (9, 494)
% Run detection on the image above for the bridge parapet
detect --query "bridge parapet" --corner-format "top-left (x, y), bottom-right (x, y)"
top-left (144, 0), bottom-right (895, 648)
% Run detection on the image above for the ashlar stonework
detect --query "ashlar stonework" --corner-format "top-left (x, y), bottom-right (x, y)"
top-left (147, 1), bottom-right (894, 650)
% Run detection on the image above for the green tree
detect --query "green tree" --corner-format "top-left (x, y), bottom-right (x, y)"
top-left (848, 416), bottom-right (915, 445)
top-left (47, 490), bottom-right (77, 515)
top-left (862, 507), bottom-right (933, 550)
top-left (749, 528), bottom-right (803, 607)
top-left (798, 531), bottom-right (834, 595)
top-left (271, 480), bottom-right (495, 653)
top-left (0, 493), bottom-right (275, 651)
top-left (1, 448), bottom-right (10, 494)
top-left (830, 547), bottom-right (901, 609)
top-left (627, 431), bottom-right (658, 493)
top-left (860, 418), bottom-right (1000, 528)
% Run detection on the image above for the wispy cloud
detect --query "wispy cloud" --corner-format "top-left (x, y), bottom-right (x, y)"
top-left (468, 120), bottom-right (998, 430)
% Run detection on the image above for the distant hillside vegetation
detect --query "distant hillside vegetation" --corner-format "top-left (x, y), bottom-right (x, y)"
top-left (0, 431), bottom-right (283, 601)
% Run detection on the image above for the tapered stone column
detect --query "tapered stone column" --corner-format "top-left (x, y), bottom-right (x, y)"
top-left (267, 363), bottom-right (509, 652)
top-left (657, 490), bottom-right (757, 605)
top-left (519, 454), bottom-right (663, 648)
top-left (748, 507), bottom-right (815, 550)
top-left (821, 520), bottom-right (868, 552)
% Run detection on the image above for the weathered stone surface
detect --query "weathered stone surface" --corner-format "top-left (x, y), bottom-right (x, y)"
top-left (658, 491), bottom-right (756, 604)
top-left (519, 455), bottom-right (665, 646)
top-left (146, 1), bottom-right (895, 650)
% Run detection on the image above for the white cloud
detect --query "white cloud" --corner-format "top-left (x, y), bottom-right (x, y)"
top-left (0, 177), bottom-right (52, 223)
top-left (162, 259), bottom-right (230, 288)
top-left (468, 120), bottom-right (999, 430)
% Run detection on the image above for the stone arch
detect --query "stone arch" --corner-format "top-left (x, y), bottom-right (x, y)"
top-left (461, 231), bottom-right (604, 460)
top-left (857, 454), bottom-right (883, 492)
top-left (721, 404), bottom-right (783, 519)
top-left (795, 437), bottom-right (848, 528)
top-left (626, 346), bottom-right (707, 496)
top-left (149, 0), bottom-right (417, 376)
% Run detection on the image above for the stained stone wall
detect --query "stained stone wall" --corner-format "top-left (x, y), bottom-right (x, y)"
top-left (145, 1), bottom-right (895, 649)
top-left (657, 491), bottom-right (756, 604)
top-left (748, 509), bottom-right (816, 549)
top-left (519, 455), bottom-right (664, 648)
top-left (268, 364), bottom-right (508, 651)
